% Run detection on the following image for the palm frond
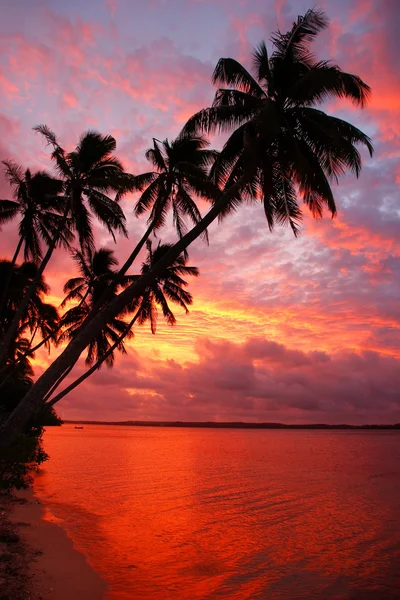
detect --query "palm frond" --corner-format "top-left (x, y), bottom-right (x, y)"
top-left (271, 9), bottom-right (328, 65)
top-left (212, 58), bottom-right (265, 97)
top-left (2, 161), bottom-right (25, 187)
top-left (252, 42), bottom-right (272, 87)
top-left (0, 199), bottom-right (20, 225)
top-left (290, 61), bottom-right (371, 107)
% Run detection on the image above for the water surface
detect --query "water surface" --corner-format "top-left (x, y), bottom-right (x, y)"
top-left (35, 425), bottom-right (400, 599)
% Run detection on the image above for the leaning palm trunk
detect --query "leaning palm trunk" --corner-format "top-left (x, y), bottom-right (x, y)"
top-left (0, 205), bottom-right (69, 366)
top-left (42, 364), bottom-right (74, 403)
top-left (116, 221), bottom-right (155, 282)
top-left (0, 173), bottom-right (251, 446)
top-left (46, 313), bottom-right (139, 408)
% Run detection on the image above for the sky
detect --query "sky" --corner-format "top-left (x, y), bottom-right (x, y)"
top-left (0, 0), bottom-right (399, 424)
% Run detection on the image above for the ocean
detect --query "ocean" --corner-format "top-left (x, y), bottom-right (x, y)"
top-left (34, 425), bottom-right (400, 599)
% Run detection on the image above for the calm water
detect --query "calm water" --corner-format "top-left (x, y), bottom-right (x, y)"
top-left (34, 425), bottom-right (400, 599)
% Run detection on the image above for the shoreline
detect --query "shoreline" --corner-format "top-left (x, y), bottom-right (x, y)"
top-left (8, 487), bottom-right (107, 600)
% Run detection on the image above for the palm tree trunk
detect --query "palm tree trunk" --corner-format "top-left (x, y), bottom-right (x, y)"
top-left (46, 314), bottom-right (139, 407)
top-left (117, 221), bottom-right (154, 280)
top-left (42, 364), bottom-right (74, 403)
top-left (10, 237), bottom-right (24, 267)
top-left (0, 171), bottom-right (253, 446)
top-left (0, 237), bottom-right (24, 320)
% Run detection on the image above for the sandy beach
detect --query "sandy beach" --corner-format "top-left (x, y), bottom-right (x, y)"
top-left (6, 488), bottom-right (106, 600)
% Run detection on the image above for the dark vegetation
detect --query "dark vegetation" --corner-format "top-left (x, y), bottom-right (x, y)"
top-left (65, 421), bottom-right (400, 430)
top-left (0, 10), bottom-right (374, 484)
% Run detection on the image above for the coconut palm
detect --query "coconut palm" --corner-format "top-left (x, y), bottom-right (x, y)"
top-left (129, 240), bottom-right (199, 333)
top-left (0, 260), bottom-right (59, 390)
top-left (0, 10), bottom-right (374, 445)
top-left (110, 132), bottom-right (218, 289)
top-left (0, 261), bottom-right (59, 348)
top-left (0, 164), bottom-right (71, 317)
top-left (0, 128), bottom-right (132, 366)
top-left (33, 126), bottom-right (131, 252)
top-left (0, 163), bottom-right (68, 264)
top-left (183, 8), bottom-right (373, 231)
top-left (46, 241), bottom-right (199, 407)
top-left (59, 247), bottom-right (133, 368)
top-left (134, 134), bottom-right (217, 238)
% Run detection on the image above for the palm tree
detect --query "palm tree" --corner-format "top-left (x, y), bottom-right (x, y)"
top-left (0, 260), bottom-right (59, 389)
top-left (0, 10), bottom-right (373, 445)
top-left (184, 8), bottom-right (373, 231)
top-left (59, 248), bottom-right (133, 368)
top-left (34, 126), bottom-right (131, 252)
top-left (109, 132), bottom-right (218, 287)
top-left (0, 128), bottom-right (132, 365)
top-left (45, 241), bottom-right (199, 407)
top-left (0, 162), bottom-right (67, 264)
top-left (0, 163), bottom-right (70, 317)
top-left (134, 133), bottom-right (217, 238)
top-left (129, 240), bottom-right (199, 333)
top-left (0, 261), bottom-right (59, 349)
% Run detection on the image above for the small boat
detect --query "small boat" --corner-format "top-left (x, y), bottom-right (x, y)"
top-left (74, 426), bottom-right (84, 430)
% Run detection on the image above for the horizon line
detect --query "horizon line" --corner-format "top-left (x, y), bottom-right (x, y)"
top-left (62, 420), bottom-right (400, 430)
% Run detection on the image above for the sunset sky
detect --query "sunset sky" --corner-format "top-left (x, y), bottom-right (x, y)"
top-left (0, 0), bottom-right (399, 424)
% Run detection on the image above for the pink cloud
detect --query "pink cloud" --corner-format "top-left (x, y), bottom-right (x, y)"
top-left (54, 335), bottom-right (400, 425)
top-left (0, 0), bottom-right (399, 424)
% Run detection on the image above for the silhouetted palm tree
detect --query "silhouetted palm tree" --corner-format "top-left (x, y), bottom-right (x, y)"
top-left (59, 248), bottom-right (133, 367)
top-left (184, 9), bottom-right (373, 231)
top-left (134, 134), bottom-right (217, 238)
top-left (34, 126), bottom-right (131, 252)
top-left (130, 240), bottom-right (199, 334)
top-left (0, 10), bottom-right (374, 445)
top-left (0, 164), bottom-right (71, 318)
top-left (0, 163), bottom-right (67, 264)
top-left (0, 128), bottom-right (132, 365)
top-left (0, 261), bottom-right (58, 349)
top-left (0, 260), bottom-right (59, 389)
top-left (111, 132), bottom-right (218, 286)
top-left (46, 241), bottom-right (199, 407)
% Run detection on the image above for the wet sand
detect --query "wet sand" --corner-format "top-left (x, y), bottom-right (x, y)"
top-left (10, 488), bottom-right (106, 600)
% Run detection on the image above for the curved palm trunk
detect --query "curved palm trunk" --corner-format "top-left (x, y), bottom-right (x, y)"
top-left (46, 313), bottom-right (139, 407)
top-left (0, 237), bottom-right (24, 320)
top-left (42, 364), bottom-right (74, 404)
top-left (0, 172), bottom-right (253, 446)
top-left (116, 221), bottom-right (155, 281)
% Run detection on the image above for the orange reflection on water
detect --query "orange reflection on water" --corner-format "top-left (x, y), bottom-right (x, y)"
top-left (33, 426), bottom-right (400, 599)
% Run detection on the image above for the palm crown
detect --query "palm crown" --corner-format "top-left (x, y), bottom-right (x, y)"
top-left (34, 126), bottom-right (132, 253)
top-left (0, 163), bottom-right (71, 263)
top-left (184, 9), bottom-right (373, 233)
top-left (0, 260), bottom-right (59, 362)
top-left (130, 240), bottom-right (199, 334)
top-left (132, 133), bottom-right (218, 242)
top-left (60, 248), bottom-right (133, 367)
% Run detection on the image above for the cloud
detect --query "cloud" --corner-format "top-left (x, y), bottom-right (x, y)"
top-left (54, 335), bottom-right (400, 425)
top-left (0, 0), bottom-right (399, 424)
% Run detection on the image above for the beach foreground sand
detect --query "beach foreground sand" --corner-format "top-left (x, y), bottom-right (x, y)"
top-left (9, 488), bottom-right (106, 600)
